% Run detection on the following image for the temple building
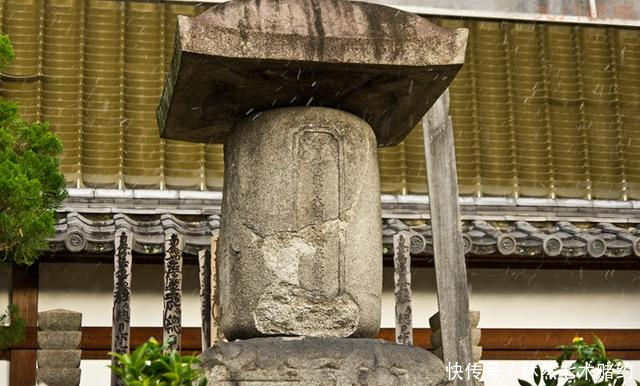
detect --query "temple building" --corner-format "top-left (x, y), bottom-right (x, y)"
top-left (0, 0), bottom-right (639, 385)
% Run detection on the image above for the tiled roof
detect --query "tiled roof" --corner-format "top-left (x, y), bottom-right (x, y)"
top-left (50, 212), bottom-right (220, 256)
top-left (383, 219), bottom-right (640, 259)
top-left (49, 212), bottom-right (640, 259)
top-left (1, 1), bottom-right (639, 200)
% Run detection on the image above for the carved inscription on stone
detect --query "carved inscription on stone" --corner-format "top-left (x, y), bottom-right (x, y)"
top-left (295, 129), bottom-right (343, 298)
top-left (219, 108), bottom-right (382, 340)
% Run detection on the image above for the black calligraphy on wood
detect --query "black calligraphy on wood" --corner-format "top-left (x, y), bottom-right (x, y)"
top-left (198, 248), bottom-right (212, 351)
top-left (163, 232), bottom-right (183, 351)
top-left (111, 229), bottom-right (132, 386)
top-left (393, 232), bottom-right (413, 345)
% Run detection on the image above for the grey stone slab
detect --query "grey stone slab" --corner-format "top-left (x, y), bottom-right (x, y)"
top-left (202, 337), bottom-right (449, 386)
top-left (37, 331), bottom-right (82, 350)
top-left (218, 108), bottom-right (382, 340)
top-left (158, 0), bottom-right (467, 147)
top-left (38, 309), bottom-right (82, 331)
top-left (37, 368), bottom-right (81, 386)
top-left (37, 350), bottom-right (81, 369)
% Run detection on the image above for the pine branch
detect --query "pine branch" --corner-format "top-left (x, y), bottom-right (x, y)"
top-left (0, 305), bottom-right (26, 350)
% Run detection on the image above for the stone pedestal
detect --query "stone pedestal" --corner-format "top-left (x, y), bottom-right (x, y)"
top-left (37, 309), bottom-right (82, 386)
top-left (203, 337), bottom-right (451, 386)
top-left (158, 0), bottom-right (471, 384)
top-left (218, 107), bottom-right (382, 340)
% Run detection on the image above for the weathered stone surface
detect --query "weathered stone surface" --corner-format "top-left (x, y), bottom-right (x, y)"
top-left (37, 350), bottom-right (81, 369)
top-left (37, 331), bottom-right (82, 350)
top-left (254, 282), bottom-right (360, 337)
top-left (37, 368), bottom-right (81, 386)
top-left (158, 0), bottom-right (468, 146)
top-left (218, 107), bottom-right (382, 340)
top-left (38, 309), bottom-right (82, 331)
top-left (202, 337), bottom-right (450, 386)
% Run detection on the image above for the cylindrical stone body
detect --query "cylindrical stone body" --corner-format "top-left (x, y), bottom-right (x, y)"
top-left (218, 107), bottom-right (382, 340)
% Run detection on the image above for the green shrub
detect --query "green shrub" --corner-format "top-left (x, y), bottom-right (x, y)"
top-left (519, 335), bottom-right (638, 386)
top-left (0, 304), bottom-right (26, 349)
top-left (109, 337), bottom-right (207, 386)
top-left (0, 34), bottom-right (67, 266)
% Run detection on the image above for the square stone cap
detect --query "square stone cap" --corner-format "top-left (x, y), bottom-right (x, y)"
top-left (157, 0), bottom-right (468, 146)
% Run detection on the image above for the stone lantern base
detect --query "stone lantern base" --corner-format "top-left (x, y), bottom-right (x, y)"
top-left (218, 107), bottom-right (383, 341)
top-left (202, 337), bottom-right (450, 386)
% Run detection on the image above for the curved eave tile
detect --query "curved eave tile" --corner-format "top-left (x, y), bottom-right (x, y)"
top-left (49, 212), bottom-right (640, 259)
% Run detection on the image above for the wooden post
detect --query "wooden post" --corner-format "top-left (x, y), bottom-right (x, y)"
top-left (9, 262), bottom-right (38, 386)
top-left (111, 229), bottom-right (133, 386)
top-left (198, 248), bottom-right (212, 351)
top-left (393, 232), bottom-right (413, 345)
top-left (163, 231), bottom-right (184, 351)
top-left (210, 231), bottom-right (222, 344)
top-left (423, 90), bottom-right (474, 386)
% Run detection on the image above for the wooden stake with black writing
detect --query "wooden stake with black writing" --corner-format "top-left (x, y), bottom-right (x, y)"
top-left (163, 231), bottom-right (184, 351)
top-left (393, 231), bottom-right (413, 345)
top-left (111, 229), bottom-right (133, 386)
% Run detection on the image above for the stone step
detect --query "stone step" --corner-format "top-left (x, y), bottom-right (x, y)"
top-left (37, 331), bottom-right (82, 350)
top-left (37, 368), bottom-right (81, 386)
top-left (38, 309), bottom-right (82, 331)
top-left (37, 350), bottom-right (81, 369)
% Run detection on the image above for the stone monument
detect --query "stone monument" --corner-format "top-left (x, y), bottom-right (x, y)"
top-left (36, 309), bottom-right (83, 386)
top-left (158, 0), bottom-right (468, 384)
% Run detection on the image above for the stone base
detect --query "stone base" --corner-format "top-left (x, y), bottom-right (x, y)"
top-left (202, 337), bottom-right (451, 386)
top-left (37, 368), bottom-right (81, 386)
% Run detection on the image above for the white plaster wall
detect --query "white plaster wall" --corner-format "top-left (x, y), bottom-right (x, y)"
top-left (38, 265), bottom-right (640, 330)
top-left (39, 262), bottom-right (203, 326)
top-left (80, 360), bottom-right (111, 386)
top-left (0, 360), bottom-right (8, 386)
top-left (381, 267), bottom-right (640, 328)
top-left (33, 264), bottom-right (640, 386)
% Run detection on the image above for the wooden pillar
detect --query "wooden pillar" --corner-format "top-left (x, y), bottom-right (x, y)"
top-left (163, 231), bottom-right (183, 351)
top-left (111, 229), bottom-right (133, 386)
top-left (423, 90), bottom-right (474, 386)
top-left (210, 231), bottom-right (222, 344)
top-left (198, 248), bottom-right (212, 351)
top-left (393, 232), bottom-right (413, 345)
top-left (9, 262), bottom-right (39, 386)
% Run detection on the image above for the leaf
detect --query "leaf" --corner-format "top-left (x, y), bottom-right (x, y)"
top-left (615, 376), bottom-right (624, 386)
top-left (519, 379), bottom-right (534, 386)
top-left (534, 365), bottom-right (542, 385)
top-left (107, 337), bottom-right (207, 386)
top-left (592, 334), bottom-right (607, 360)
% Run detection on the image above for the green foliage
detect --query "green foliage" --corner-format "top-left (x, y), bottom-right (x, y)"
top-left (0, 34), bottom-right (67, 265)
top-left (0, 304), bottom-right (26, 350)
top-left (110, 337), bottom-right (207, 386)
top-left (519, 335), bottom-right (635, 386)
